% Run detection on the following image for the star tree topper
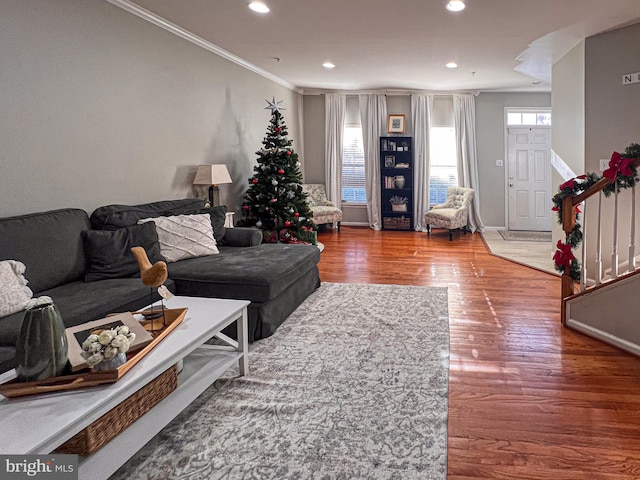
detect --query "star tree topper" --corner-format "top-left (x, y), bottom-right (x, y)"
top-left (265, 97), bottom-right (285, 114)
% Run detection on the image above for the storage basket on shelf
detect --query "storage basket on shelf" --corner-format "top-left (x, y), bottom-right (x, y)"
top-left (383, 216), bottom-right (411, 230)
top-left (56, 364), bottom-right (178, 456)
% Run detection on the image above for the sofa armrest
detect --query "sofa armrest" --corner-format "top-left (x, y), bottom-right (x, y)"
top-left (322, 200), bottom-right (336, 207)
top-left (223, 227), bottom-right (263, 247)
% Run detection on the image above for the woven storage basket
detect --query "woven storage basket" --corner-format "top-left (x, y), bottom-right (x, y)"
top-left (383, 216), bottom-right (411, 230)
top-left (57, 365), bottom-right (178, 456)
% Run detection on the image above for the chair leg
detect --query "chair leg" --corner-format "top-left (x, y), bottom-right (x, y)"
top-left (426, 224), bottom-right (431, 235)
top-left (449, 230), bottom-right (453, 241)
top-left (337, 222), bottom-right (341, 232)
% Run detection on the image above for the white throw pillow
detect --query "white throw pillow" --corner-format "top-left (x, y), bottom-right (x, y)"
top-left (138, 214), bottom-right (219, 263)
top-left (0, 260), bottom-right (34, 318)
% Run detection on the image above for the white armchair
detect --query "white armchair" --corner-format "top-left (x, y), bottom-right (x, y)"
top-left (301, 184), bottom-right (342, 232)
top-left (424, 187), bottom-right (474, 240)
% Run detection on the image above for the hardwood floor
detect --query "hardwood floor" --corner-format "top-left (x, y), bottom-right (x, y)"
top-left (316, 226), bottom-right (640, 480)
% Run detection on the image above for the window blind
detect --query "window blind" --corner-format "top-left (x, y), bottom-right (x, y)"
top-left (342, 126), bottom-right (366, 204)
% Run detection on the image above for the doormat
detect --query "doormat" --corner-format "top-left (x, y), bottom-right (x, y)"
top-left (499, 230), bottom-right (552, 242)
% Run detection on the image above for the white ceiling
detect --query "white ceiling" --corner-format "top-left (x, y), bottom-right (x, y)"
top-left (124, 0), bottom-right (640, 93)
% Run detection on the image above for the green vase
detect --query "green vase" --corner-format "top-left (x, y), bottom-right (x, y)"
top-left (15, 299), bottom-right (68, 381)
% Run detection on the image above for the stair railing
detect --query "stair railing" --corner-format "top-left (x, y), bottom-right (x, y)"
top-left (560, 156), bottom-right (640, 319)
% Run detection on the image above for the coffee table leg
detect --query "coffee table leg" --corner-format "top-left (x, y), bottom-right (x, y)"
top-left (238, 307), bottom-right (249, 375)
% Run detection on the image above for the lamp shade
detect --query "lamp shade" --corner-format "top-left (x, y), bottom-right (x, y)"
top-left (193, 164), bottom-right (232, 186)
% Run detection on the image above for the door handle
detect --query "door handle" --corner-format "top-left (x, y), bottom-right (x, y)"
top-left (509, 183), bottom-right (514, 187)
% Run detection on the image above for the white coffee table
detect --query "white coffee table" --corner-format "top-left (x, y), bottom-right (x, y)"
top-left (0, 296), bottom-right (250, 480)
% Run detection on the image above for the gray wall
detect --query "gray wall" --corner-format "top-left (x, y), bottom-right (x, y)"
top-left (585, 23), bottom-right (640, 169)
top-left (582, 22), bottom-right (640, 274)
top-left (302, 92), bottom-right (551, 228)
top-left (551, 40), bottom-right (585, 244)
top-left (0, 0), bottom-right (301, 218)
top-left (475, 92), bottom-right (551, 228)
top-left (302, 95), bottom-right (325, 184)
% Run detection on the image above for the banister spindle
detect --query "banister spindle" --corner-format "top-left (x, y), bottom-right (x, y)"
top-left (629, 185), bottom-right (636, 272)
top-left (580, 201), bottom-right (587, 292)
top-left (561, 195), bottom-right (576, 301)
top-left (595, 192), bottom-right (603, 285)
top-left (612, 182), bottom-right (619, 278)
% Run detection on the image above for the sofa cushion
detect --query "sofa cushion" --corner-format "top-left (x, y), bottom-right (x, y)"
top-left (168, 243), bottom-right (320, 303)
top-left (0, 209), bottom-right (90, 293)
top-left (139, 214), bottom-right (219, 262)
top-left (83, 222), bottom-right (164, 282)
top-left (0, 278), bottom-right (176, 349)
top-left (0, 260), bottom-right (33, 318)
top-left (90, 199), bottom-right (205, 230)
top-left (166, 205), bottom-right (227, 244)
top-left (38, 278), bottom-right (177, 330)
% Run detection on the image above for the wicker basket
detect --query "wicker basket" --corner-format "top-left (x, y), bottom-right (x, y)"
top-left (57, 365), bottom-right (178, 456)
top-left (383, 216), bottom-right (411, 230)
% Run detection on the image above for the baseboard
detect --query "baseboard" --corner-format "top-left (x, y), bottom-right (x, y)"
top-left (482, 226), bottom-right (506, 231)
top-left (341, 222), bottom-right (370, 227)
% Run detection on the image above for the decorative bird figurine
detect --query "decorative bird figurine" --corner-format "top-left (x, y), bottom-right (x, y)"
top-left (130, 246), bottom-right (168, 287)
top-left (131, 246), bottom-right (171, 328)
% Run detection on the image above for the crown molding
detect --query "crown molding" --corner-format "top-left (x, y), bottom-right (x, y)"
top-left (302, 88), bottom-right (481, 96)
top-left (108, 0), bottom-right (302, 94)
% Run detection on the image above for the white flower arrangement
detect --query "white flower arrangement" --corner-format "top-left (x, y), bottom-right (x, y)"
top-left (81, 325), bottom-right (136, 367)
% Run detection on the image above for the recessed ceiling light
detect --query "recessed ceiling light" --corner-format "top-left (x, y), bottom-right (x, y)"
top-left (322, 62), bottom-right (335, 69)
top-left (446, 0), bottom-right (465, 12)
top-left (248, 2), bottom-right (269, 13)
top-left (446, 62), bottom-right (458, 69)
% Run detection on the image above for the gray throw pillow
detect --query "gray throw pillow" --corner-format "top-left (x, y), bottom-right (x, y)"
top-left (83, 223), bottom-right (164, 282)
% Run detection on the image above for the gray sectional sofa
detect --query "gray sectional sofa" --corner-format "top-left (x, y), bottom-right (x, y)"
top-left (0, 199), bottom-right (321, 373)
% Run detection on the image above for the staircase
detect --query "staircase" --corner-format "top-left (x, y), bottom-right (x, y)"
top-left (559, 149), bottom-right (640, 355)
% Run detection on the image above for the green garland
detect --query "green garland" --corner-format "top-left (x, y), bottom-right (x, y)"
top-left (551, 143), bottom-right (640, 281)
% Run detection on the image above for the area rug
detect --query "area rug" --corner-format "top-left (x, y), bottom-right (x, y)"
top-left (111, 282), bottom-right (450, 480)
top-left (498, 230), bottom-right (552, 242)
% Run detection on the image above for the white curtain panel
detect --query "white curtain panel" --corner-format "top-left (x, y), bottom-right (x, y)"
top-left (453, 94), bottom-right (485, 233)
top-left (359, 94), bottom-right (387, 230)
top-left (324, 93), bottom-right (346, 207)
top-left (411, 94), bottom-right (433, 232)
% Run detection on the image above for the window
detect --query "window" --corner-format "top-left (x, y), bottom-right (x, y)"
top-left (507, 110), bottom-right (551, 126)
top-left (342, 126), bottom-right (366, 204)
top-left (429, 127), bottom-right (458, 207)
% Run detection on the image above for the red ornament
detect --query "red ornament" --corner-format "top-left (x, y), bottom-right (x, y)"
top-left (284, 221), bottom-right (291, 227)
top-left (278, 169), bottom-right (285, 175)
top-left (294, 212), bottom-right (300, 217)
top-left (271, 198), bottom-right (277, 203)
top-left (252, 179), bottom-right (258, 184)
top-left (242, 205), bottom-right (249, 211)
top-left (286, 151), bottom-right (292, 156)
top-left (275, 127), bottom-right (281, 132)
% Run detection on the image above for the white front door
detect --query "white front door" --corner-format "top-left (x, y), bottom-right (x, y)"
top-left (507, 127), bottom-right (552, 231)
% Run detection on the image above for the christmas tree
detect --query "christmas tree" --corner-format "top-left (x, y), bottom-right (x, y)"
top-left (239, 98), bottom-right (316, 243)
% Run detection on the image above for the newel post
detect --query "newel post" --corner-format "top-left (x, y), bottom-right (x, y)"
top-left (560, 195), bottom-right (576, 309)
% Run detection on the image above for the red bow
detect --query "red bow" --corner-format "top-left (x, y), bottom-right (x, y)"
top-left (553, 240), bottom-right (575, 269)
top-left (559, 175), bottom-right (587, 191)
top-left (603, 152), bottom-right (634, 179)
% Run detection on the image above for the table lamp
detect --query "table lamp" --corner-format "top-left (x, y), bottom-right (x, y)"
top-left (193, 164), bottom-right (232, 206)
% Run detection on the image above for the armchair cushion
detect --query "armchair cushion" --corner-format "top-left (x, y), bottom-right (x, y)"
top-left (424, 187), bottom-right (474, 233)
top-left (301, 184), bottom-right (343, 227)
